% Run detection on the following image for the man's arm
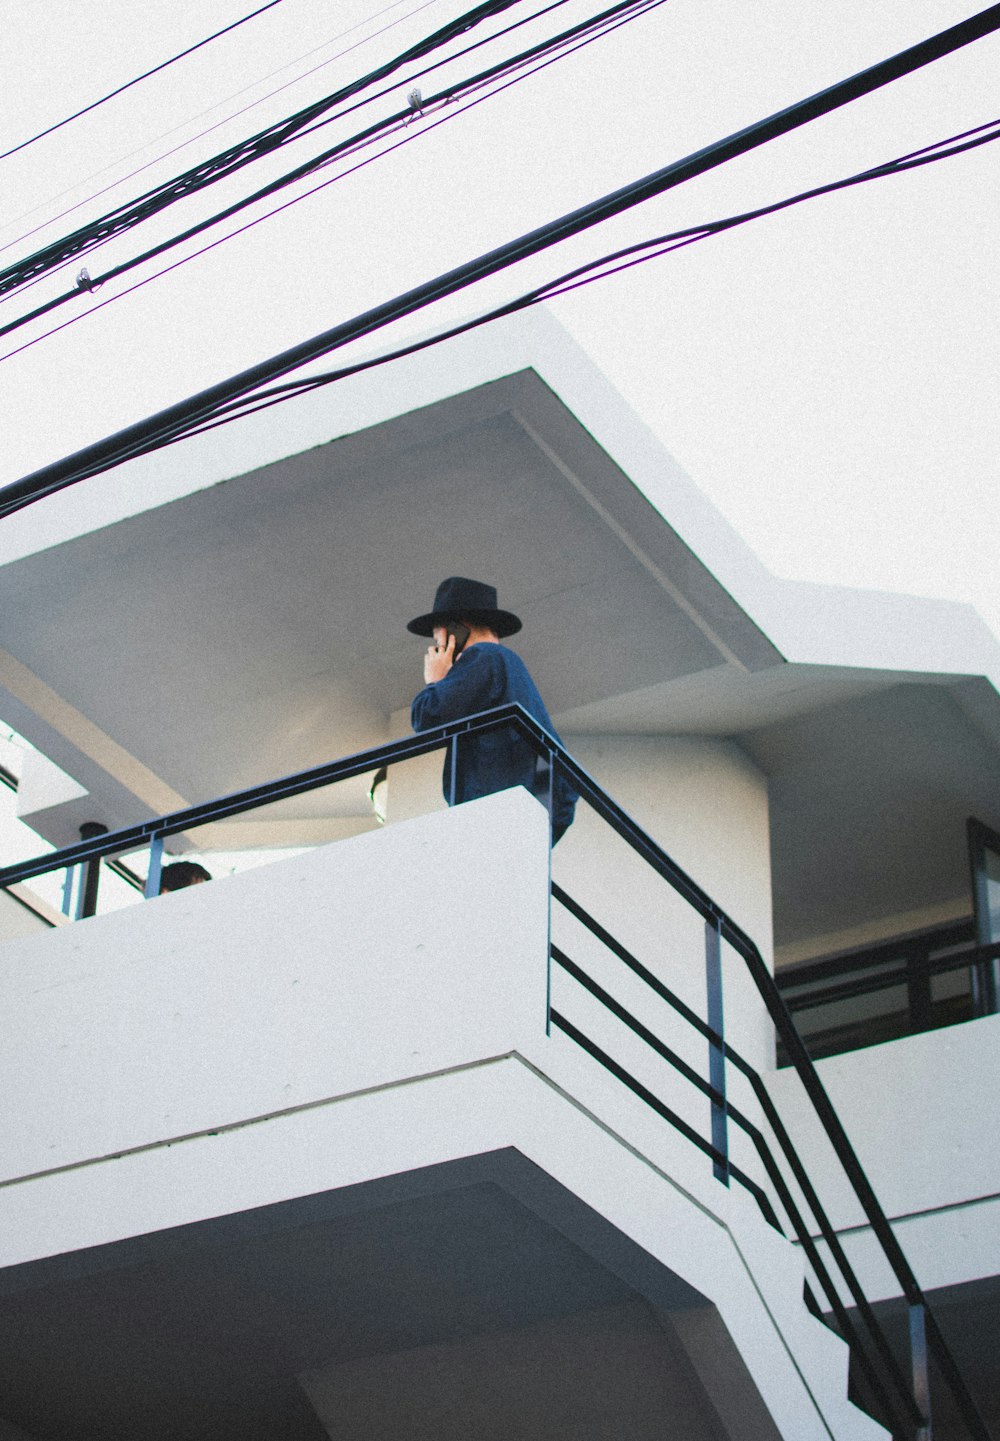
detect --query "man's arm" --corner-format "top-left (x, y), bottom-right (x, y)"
top-left (411, 645), bottom-right (502, 731)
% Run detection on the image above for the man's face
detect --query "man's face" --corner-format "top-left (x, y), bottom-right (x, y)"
top-left (432, 624), bottom-right (449, 651)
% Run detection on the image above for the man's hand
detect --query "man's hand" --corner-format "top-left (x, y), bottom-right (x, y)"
top-left (424, 632), bottom-right (455, 684)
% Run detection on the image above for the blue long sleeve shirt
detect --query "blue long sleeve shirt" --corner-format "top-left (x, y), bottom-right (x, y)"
top-left (411, 642), bottom-right (577, 840)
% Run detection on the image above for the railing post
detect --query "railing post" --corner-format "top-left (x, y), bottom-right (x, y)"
top-left (544, 748), bottom-right (555, 1037)
top-left (61, 863), bottom-right (77, 917)
top-left (78, 822), bottom-right (107, 918)
top-left (906, 944), bottom-right (933, 1034)
top-left (144, 833), bottom-right (164, 899)
top-left (909, 1301), bottom-right (933, 1440)
top-left (969, 953), bottom-right (998, 1019)
top-left (705, 915), bottom-right (730, 1185)
top-left (968, 817), bottom-right (1000, 1016)
top-left (447, 734), bottom-right (458, 807)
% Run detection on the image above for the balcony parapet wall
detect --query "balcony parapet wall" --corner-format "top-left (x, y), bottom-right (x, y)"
top-left (0, 788), bottom-right (550, 1200)
top-left (765, 1015), bottom-right (1000, 1300)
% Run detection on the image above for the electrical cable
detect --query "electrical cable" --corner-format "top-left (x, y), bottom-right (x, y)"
top-left (21, 97), bottom-right (997, 483)
top-left (0, 0), bottom-right (664, 365)
top-left (2, 1), bottom-right (999, 518)
top-left (0, 0), bottom-right (290, 164)
top-left (0, 0), bottom-right (658, 348)
top-left (0, 0), bottom-right (535, 300)
top-left (146, 112), bottom-right (1000, 445)
top-left (0, 0), bottom-right (443, 262)
top-left (10, 93), bottom-right (992, 489)
top-left (0, 0), bottom-right (575, 302)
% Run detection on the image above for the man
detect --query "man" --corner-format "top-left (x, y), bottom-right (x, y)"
top-left (159, 860), bottom-right (211, 893)
top-left (409, 577), bottom-right (577, 842)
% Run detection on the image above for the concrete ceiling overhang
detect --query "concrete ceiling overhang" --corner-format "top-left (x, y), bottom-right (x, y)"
top-left (0, 367), bottom-right (781, 850)
top-left (0, 1150), bottom-right (782, 1441)
top-left (743, 675), bottom-right (1000, 956)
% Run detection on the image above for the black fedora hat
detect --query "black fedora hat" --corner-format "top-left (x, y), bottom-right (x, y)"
top-left (407, 577), bottom-right (522, 638)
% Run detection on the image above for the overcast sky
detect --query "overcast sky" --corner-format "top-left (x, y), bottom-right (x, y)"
top-left (1, 0), bottom-right (997, 640)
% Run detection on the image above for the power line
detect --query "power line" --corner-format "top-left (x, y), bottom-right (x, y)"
top-left (0, 0), bottom-right (656, 348)
top-left (0, 0), bottom-right (290, 164)
top-left (2, 2), bottom-right (999, 518)
top-left (24, 106), bottom-right (998, 486)
top-left (111, 114), bottom-right (1000, 443)
top-left (1, 0), bottom-right (571, 308)
top-left (0, 0), bottom-right (442, 263)
top-left (0, 0), bottom-right (534, 301)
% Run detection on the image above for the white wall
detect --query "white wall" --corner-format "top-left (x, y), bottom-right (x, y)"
top-left (0, 787), bottom-right (550, 1190)
top-left (765, 1014), bottom-right (1000, 1301)
top-left (558, 734), bottom-right (772, 941)
top-left (0, 885), bottom-right (60, 940)
top-left (554, 735), bottom-right (774, 1076)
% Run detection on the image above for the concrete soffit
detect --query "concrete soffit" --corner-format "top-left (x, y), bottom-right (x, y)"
top-left (0, 363), bottom-right (781, 847)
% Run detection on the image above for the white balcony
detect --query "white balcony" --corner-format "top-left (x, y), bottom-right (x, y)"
top-left (0, 788), bottom-right (885, 1441)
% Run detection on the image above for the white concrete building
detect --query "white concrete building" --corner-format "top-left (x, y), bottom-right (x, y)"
top-left (0, 311), bottom-right (997, 1440)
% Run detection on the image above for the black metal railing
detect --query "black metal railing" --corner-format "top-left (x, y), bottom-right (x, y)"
top-left (775, 924), bottom-right (1000, 1064)
top-left (541, 731), bottom-right (990, 1441)
top-left (548, 897), bottom-right (922, 1436)
top-left (0, 704), bottom-right (991, 1440)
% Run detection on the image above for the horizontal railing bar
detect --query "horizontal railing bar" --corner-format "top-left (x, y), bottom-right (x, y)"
top-left (554, 943), bottom-right (757, 1132)
top-left (778, 921), bottom-right (978, 985)
top-left (554, 944), bottom-right (723, 1102)
top-left (783, 965), bottom-right (938, 1013)
top-left (744, 1112), bottom-right (920, 1435)
top-left (781, 943), bottom-right (1000, 1013)
top-left (783, 970), bottom-right (913, 1008)
top-left (549, 1008), bottom-right (781, 1232)
top-left (554, 940), bottom-right (922, 1429)
top-left (0, 704), bottom-right (544, 888)
top-left (552, 882), bottom-right (723, 1048)
top-left (555, 884), bottom-right (787, 1092)
top-left (104, 856), bottom-right (146, 893)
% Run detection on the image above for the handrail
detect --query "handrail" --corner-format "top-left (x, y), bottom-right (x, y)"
top-left (778, 919), bottom-right (976, 986)
top-left (0, 703), bottom-right (534, 889)
top-left (782, 946), bottom-right (1000, 1013)
top-left (788, 945), bottom-right (999, 993)
top-left (775, 932), bottom-right (1000, 1065)
top-left (0, 703), bottom-right (990, 1437)
top-left (777, 928), bottom-right (1000, 1009)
